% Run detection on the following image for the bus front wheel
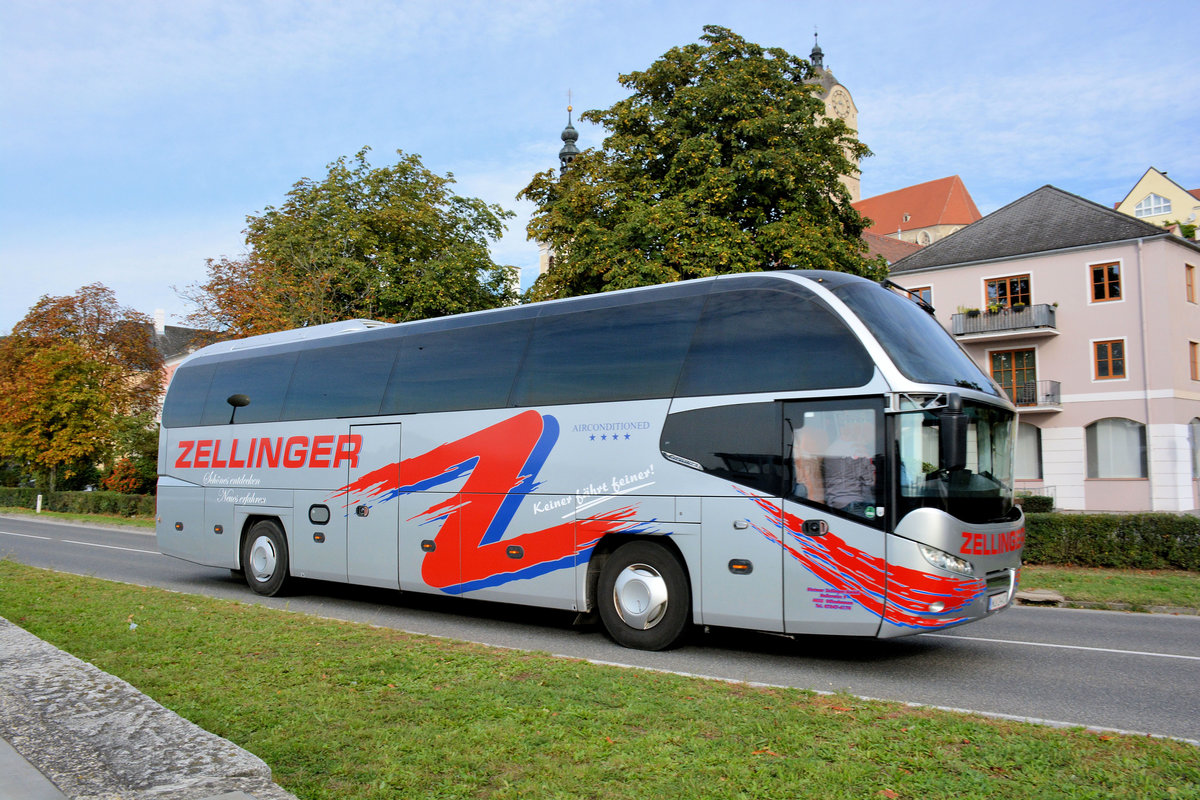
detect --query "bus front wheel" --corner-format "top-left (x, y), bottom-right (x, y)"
top-left (242, 520), bottom-right (290, 597)
top-left (597, 540), bottom-right (690, 651)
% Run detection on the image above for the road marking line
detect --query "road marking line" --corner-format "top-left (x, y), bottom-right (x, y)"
top-left (579, 658), bottom-right (1200, 746)
top-left (0, 531), bottom-right (53, 540)
top-left (925, 633), bottom-right (1200, 662)
top-left (61, 539), bottom-right (160, 555)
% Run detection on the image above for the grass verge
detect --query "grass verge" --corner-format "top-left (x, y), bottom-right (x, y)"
top-left (1, 560), bottom-right (1197, 799)
top-left (0, 506), bottom-right (155, 529)
top-left (1021, 566), bottom-right (1200, 611)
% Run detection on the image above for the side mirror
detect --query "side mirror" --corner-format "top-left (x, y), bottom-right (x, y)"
top-left (939, 393), bottom-right (968, 471)
top-left (226, 393), bottom-right (250, 424)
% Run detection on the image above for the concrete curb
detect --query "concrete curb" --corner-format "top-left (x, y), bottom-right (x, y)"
top-left (1015, 598), bottom-right (1200, 615)
top-left (0, 617), bottom-right (297, 800)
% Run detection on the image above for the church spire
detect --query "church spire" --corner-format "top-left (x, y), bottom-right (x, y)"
top-left (810, 29), bottom-right (824, 70)
top-left (558, 101), bottom-right (580, 174)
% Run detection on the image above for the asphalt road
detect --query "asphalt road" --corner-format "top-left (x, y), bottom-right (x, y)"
top-left (3, 514), bottom-right (1198, 743)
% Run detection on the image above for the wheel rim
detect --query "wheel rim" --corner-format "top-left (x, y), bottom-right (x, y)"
top-left (612, 562), bottom-right (669, 630)
top-left (248, 535), bottom-right (277, 583)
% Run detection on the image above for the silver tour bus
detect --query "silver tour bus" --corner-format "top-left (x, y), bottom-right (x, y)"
top-left (157, 270), bottom-right (1024, 650)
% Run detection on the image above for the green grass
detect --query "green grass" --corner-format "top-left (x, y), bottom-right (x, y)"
top-left (1022, 566), bottom-right (1200, 611)
top-left (0, 506), bottom-right (155, 529)
top-left (1, 560), bottom-right (1197, 799)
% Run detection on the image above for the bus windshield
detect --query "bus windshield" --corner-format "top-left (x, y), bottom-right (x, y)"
top-left (806, 271), bottom-right (1001, 397)
top-left (894, 398), bottom-right (1017, 524)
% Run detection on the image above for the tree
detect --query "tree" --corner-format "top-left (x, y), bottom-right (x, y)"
top-left (182, 148), bottom-right (519, 336)
top-left (520, 25), bottom-right (886, 300)
top-left (0, 284), bottom-right (164, 489)
top-left (101, 411), bottom-right (161, 494)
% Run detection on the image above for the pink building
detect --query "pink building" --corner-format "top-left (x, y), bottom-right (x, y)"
top-left (890, 186), bottom-right (1200, 512)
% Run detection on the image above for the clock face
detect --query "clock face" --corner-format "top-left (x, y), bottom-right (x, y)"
top-left (830, 88), bottom-right (851, 119)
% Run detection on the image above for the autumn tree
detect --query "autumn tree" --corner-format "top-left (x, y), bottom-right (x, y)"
top-left (182, 148), bottom-right (519, 336)
top-left (520, 25), bottom-right (885, 300)
top-left (0, 284), bottom-right (164, 489)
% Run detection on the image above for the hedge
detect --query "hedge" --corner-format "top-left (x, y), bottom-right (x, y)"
top-left (1024, 512), bottom-right (1200, 571)
top-left (0, 488), bottom-right (154, 518)
top-left (1017, 495), bottom-right (1054, 513)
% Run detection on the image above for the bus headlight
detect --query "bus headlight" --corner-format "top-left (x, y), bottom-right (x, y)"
top-left (918, 544), bottom-right (975, 577)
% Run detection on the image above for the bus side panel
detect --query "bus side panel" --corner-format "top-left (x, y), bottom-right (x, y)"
top-left (780, 499), bottom-right (885, 637)
top-left (291, 489), bottom-right (347, 583)
top-left (345, 423), bottom-right (402, 590)
top-left (460, 492), bottom-right (577, 610)
top-left (397, 492), bottom-right (458, 594)
top-left (156, 483), bottom-right (207, 564)
top-left (699, 496), bottom-right (784, 631)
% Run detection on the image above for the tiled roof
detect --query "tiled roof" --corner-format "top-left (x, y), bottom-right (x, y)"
top-left (862, 232), bottom-right (923, 264)
top-left (148, 324), bottom-right (219, 361)
top-left (890, 185), bottom-right (1186, 274)
top-left (852, 175), bottom-right (981, 235)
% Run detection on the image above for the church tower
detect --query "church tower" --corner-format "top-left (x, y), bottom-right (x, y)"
top-left (538, 105), bottom-right (580, 277)
top-left (559, 105), bottom-right (580, 174)
top-left (808, 33), bottom-right (860, 202)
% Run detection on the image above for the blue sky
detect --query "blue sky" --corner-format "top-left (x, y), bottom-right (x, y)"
top-left (2, 0), bottom-right (1197, 334)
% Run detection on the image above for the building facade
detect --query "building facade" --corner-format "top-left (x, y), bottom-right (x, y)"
top-left (1114, 167), bottom-right (1200, 236)
top-left (891, 185), bottom-right (1200, 512)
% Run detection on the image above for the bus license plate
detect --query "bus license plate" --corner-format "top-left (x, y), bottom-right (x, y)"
top-left (988, 592), bottom-right (1007, 611)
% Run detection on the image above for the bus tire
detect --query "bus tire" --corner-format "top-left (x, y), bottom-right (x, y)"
top-left (242, 519), bottom-right (290, 597)
top-left (597, 540), bottom-right (690, 651)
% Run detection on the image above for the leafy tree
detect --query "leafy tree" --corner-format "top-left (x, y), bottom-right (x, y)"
top-left (520, 25), bottom-right (885, 300)
top-left (183, 148), bottom-right (519, 336)
top-left (102, 411), bottom-right (161, 494)
top-left (0, 285), bottom-right (163, 489)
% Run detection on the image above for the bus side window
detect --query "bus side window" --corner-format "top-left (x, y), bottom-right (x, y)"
top-left (660, 402), bottom-right (784, 496)
top-left (383, 318), bottom-right (532, 414)
top-left (200, 352), bottom-right (299, 426)
top-left (785, 400), bottom-right (885, 524)
top-left (513, 296), bottom-right (704, 407)
top-left (675, 287), bottom-right (874, 398)
top-left (162, 362), bottom-right (216, 428)
top-left (282, 337), bottom-right (398, 420)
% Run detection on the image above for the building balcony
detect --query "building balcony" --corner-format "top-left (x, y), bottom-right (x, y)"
top-left (1007, 380), bottom-right (1062, 413)
top-left (951, 303), bottom-right (1058, 341)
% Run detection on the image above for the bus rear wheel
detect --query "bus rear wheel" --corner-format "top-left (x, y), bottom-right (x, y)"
top-left (597, 540), bottom-right (690, 651)
top-left (242, 520), bottom-right (290, 597)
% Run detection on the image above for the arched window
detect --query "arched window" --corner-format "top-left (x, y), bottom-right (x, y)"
top-left (1190, 418), bottom-right (1200, 480)
top-left (1016, 422), bottom-right (1042, 480)
top-left (1085, 418), bottom-right (1147, 478)
top-left (1134, 193), bottom-right (1171, 218)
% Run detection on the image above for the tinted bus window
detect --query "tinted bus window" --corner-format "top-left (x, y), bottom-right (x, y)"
top-left (282, 338), bottom-right (399, 420)
top-left (200, 352), bottom-right (299, 425)
top-left (660, 402), bottom-right (785, 496)
top-left (675, 288), bottom-right (873, 397)
top-left (161, 362), bottom-right (216, 428)
top-left (382, 319), bottom-right (533, 414)
top-left (512, 297), bottom-right (705, 406)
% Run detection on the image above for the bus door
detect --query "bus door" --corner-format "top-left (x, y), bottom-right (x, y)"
top-left (346, 423), bottom-right (402, 589)
top-left (782, 399), bottom-right (886, 637)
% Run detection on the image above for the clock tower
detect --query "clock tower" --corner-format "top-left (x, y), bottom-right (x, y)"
top-left (808, 34), bottom-right (860, 202)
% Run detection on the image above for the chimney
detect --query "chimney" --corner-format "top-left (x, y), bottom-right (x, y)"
top-left (154, 309), bottom-right (166, 336)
